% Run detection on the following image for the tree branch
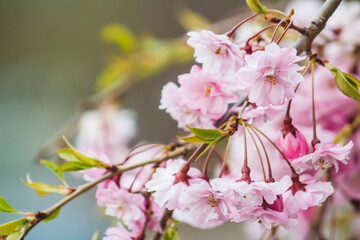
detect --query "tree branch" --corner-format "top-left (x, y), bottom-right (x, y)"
top-left (22, 143), bottom-right (194, 238)
top-left (293, 0), bottom-right (342, 54)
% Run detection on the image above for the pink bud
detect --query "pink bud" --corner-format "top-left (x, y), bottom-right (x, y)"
top-left (275, 125), bottom-right (309, 160)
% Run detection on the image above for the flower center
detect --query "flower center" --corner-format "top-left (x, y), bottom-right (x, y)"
top-left (203, 84), bottom-right (212, 97)
top-left (214, 46), bottom-right (225, 55)
top-left (206, 193), bottom-right (219, 207)
top-left (263, 70), bottom-right (279, 85)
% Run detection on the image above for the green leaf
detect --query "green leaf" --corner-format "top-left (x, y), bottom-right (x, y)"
top-left (43, 208), bottom-right (61, 223)
top-left (57, 149), bottom-right (79, 162)
top-left (246, 0), bottom-right (268, 14)
top-left (329, 67), bottom-right (360, 102)
top-left (177, 136), bottom-right (212, 144)
top-left (194, 136), bottom-right (225, 161)
top-left (101, 24), bottom-right (137, 53)
top-left (0, 219), bottom-right (27, 236)
top-left (21, 178), bottom-right (70, 196)
top-left (62, 137), bottom-right (105, 167)
top-left (40, 160), bottom-right (64, 182)
top-left (176, 8), bottom-right (211, 31)
top-left (163, 219), bottom-right (180, 240)
top-left (0, 196), bottom-right (21, 214)
top-left (6, 228), bottom-right (26, 240)
top-left (178, 126), bottom-right (229, 161)
top-left (55, 161), bottom-right (95, 173)
top-left (186, 126), bottom-right (224, 142)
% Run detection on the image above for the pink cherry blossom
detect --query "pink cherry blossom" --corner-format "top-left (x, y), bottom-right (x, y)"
top-left (282, 174), bottom-right (334, 214)
top-left (159, 82), bottom-right (215, 129)
top-left (241, 103), bottom-right (286, 126)
top-left (172, 209), bottom-right (226, 229)
top-left (187, 30), bottom-right (244, 75)
top-left (237, 42), bottom-right (304, 106)
top-left (230, 206), bottom-right (289, 230)
top-left (178, 178), bottom-right (231, 223)
top-left (96, 182), bottom-right (146, 228)
top-left (292, 141), bottom-right (354, 172)
top-left (178, 65), bottom-right (238, 119)
top-left (145, 159), bottom-right (201, 210)
top-left (275, 126), bottom-right (309, 160)
top-left (103, 222), bottom-right (138, 240)
top-left (211, 178), bottom-right (284, 207)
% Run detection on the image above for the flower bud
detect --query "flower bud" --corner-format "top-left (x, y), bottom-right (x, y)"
top-left (275, 122), bottom-right (309, 160)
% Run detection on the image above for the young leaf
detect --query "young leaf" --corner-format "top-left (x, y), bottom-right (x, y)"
top-left (163, 219), bottom-right (180, 240)
top-left (55, 161), bottom-right (95, 173)
top-left (43, 208), bottom-right (61, 223)
top-left (40, 160), bottom-right (64, 182)
top-left (177, 136), bottom-right (212, 144)
top-left (6, 227), bottom-right (27, 240)
top-left (62, 137), bottom-right (105, 167)
top-left (57, 149), bottom-right (79, 162)
top-left (186, 126), bottom-right (224, 142)
top-left (0, 219), bottom-right (27, 236)
top-left (0, 196), bottom-right (21, 214)
top-left (329, 66), bottom-right (360, 102)
top-left (21, 177), bottom-right (70, 196)
top-left (101, 24), bottom-right (137, 53)
top-left (246, 0), bottom-right (268, 14)
top-left (194, 135), bottom-right (227, 161)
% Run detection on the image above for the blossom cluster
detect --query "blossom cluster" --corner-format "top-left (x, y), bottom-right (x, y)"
top-left (72, 0), bottom-right (360, 239)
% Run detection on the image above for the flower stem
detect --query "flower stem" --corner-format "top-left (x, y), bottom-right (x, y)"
top-left (245, 24), bottom-right (277, 53)
top-left (276, 20), bottom-right (293, 44)
top-left (248, 126), bottom-right (273, 181)
top-left (202, 145), bottom-right (215, 180)
top-left (270, 18), bottom-right (287, 43)
top-left (218, 136), bottom-right (232, 178)
top-left (244, 124), bottom-right (266, 181)
top-left (238, 99), bottom-right (249, 119)
top-left (240, 124), bottom-right (251, 183)
top-left (246, 123), bottom-right (297, 175)
top-left (311, 58), bottom-right (320, 147)
top-left (226, 14), bottom-right (258, 38)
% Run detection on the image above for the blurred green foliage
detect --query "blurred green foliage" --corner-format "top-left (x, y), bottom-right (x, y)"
top-left (96, 8), bottom-right (212, 91)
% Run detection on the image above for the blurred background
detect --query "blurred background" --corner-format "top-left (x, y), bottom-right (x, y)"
top-left (0, 0), bottom-right (276, 239)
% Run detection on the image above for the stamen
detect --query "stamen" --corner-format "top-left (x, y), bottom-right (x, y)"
top-left (203, 84), bottom-right (212, 96)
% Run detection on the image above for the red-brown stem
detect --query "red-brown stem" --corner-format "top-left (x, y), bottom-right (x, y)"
top-left (202, 146), bottom-right (215, 181)
top-left (138, 195), bottom-right (153, 240)
top-left (277, 20), bottom-right (293, 44)
top-left (128, 166), bottom-right (144, 192)
top-left (245, 125), bottom-right (266, 181)
top-left (246, 123), bottom-right (298, 176)
top-left (311, 59), bottom-right (320, 148)
top-left (270, 18), bottom-right (287, 43)
top-left (226, 14), bottom-right (258, 38)
top-left (124, 145), bottom-right (162, 163)
top-left (249, 127), bottom-right (273, 182)
top-left (240, 124), bottom-right (251, 183)
top-left (245, 24), bottom-right (277, 53)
